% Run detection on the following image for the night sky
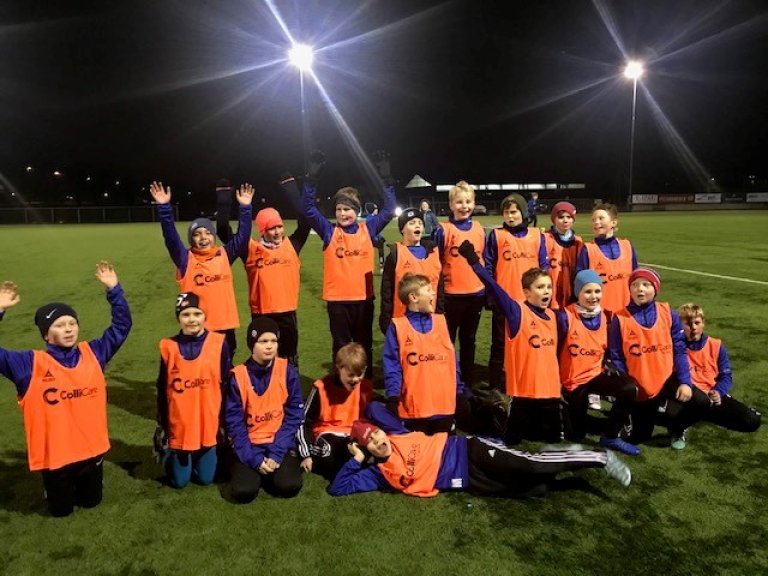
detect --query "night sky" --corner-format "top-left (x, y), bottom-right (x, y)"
top-left (1, 0), bottom-right (767, 206)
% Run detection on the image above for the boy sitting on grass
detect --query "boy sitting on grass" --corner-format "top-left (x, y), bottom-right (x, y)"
top-left (297, 343), bottom-right (373, 481)
top-left (608, 268), bottom-right (710, 450)
top-left (0, 262), bottom-right (132, 517)
top-left (677, 303), bottom-right (761, 433)
top-left (329, 402), bottom-right (631, 498)
top-left (383, 273), bottom-right (471, 435)
top-left (154, 293), bottom-right (231, 489)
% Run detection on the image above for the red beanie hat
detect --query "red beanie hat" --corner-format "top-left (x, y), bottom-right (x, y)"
top-left (255, 208), bottom-right (283, 237)
top-left (551, 201), bottom-right (576, 223)
top-left (629, 267), bottom-right (661, 294)
top-left (350, 420), bottom-right (377, 446)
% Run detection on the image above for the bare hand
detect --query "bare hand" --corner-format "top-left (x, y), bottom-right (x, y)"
top-left (149, 181), bottom-right (171, 204)
top-left (95, 261), bottom-right (118, 289)
top-left (348, 442), bottom-right (365, 463)
top-left (236, 183), bottom-right (254, 206)
top-left (263, 457), bottom-right (280, 471)
top-left (676, 384), bottom-right (692, 402)
top-left (708, 390), bottom-right (722, 405)
top-left (0, 281), bottom-right (20, 312)
top-left (257, 460), bottom-right (272, 475)
top-left (300, 457), bottom-right (313, 473)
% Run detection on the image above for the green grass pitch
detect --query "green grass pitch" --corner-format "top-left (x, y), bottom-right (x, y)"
top-left (1, 210), bottom-right (767, 575)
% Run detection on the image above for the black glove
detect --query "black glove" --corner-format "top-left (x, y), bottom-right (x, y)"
top-left (279, 172), bottom-right (299, 196)
top-left (372, 150), bottom-right (394, 184)
top-left (458, 239), bottom-right (479, 266)
top-left (305, 150), bottom-right (325, 183)
top-left (603, 357), bottom-right (624, 378)
top-left (152, 426), bottom-right (168, 462)
top-left (385, 396), bottom-right (399, 415)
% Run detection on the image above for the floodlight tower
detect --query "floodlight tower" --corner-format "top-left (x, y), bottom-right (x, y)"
top-left (288, 43), bottom-right (315, 172)
top-left (624, 60), bottom-right (644, 200)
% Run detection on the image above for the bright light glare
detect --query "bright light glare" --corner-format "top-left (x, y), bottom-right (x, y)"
top-left (288, 44), bottom-right (314, 71)
top-left (394, 206), bottom-right (403, 217)
top-left (624, 60), bottom-right (644, 80)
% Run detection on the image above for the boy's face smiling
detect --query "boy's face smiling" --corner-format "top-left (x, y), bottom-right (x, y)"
top-left (46, 315), bottom-right (79, 347)
top-left (191, 228), bottom-right (215, 250)
top-left (524, 275), bottom-right (552, 308)
top-left (683, 316), bottom-right (705, 342)
top-left (503, 203), bottom-right (524, 227)
top-left (410, 284), bottom-right (435, 314)
top-left (263, 224), bottom-right (285, 245)
top-left (337, 365), bottom-right (365, 392)
top-left (365, 428), bottom-right (392, 458)
top-left (591, 210), bottom-right (617, 238)
top-left (335, 204), bottom-right (357, 227)
top-left (251, 332), bottom-right (279, 364)
top-left (178, 308), bottom-right (206, 336)
top-left (401, 218), bottom-right (423, 246)
top-left (554, 212), bottom-right (574, 234)
top-left (449, 191), bottom-right (475, 221)
top-left (629, 279), bottom-right (656, 305)
top-left (577, 282), bottom-right (602, 311)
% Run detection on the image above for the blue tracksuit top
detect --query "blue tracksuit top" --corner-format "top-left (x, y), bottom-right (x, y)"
top-left (686, 333), bottom-right (733, 396)
top-left (607, 300), bottom-right (692, 387)
top-left (0, 284), bottom-right (132, 398)
top-left (156, 203), bottom-right (252, 276)
top-left (328, 401), bottom-right (469, 496)
top-left (224, 357), bottom-right (304, 468)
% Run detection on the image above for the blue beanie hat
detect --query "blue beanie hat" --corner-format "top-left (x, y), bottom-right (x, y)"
top-left (573, 269), bottom-right (603, 297)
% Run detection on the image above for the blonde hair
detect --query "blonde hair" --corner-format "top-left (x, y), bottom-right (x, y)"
top-left (335, 342), bottom-right (368, 374)
top-left (677, 303), bottom-right (705, 323)
top-left (448, 181), bottom-right (475, 204)
top-left (397, 273), bottom-right (431, 306)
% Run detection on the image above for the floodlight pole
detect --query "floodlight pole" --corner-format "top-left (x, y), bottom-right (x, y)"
top-left (628, 75), bottom-right (638, 200)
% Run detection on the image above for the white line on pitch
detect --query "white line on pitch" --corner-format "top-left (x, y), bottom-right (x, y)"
top-left (641, 263), bottom-right (768, 286)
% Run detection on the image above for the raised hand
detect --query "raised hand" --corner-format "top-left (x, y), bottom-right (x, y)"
top-left (372, 150), bottom-right (392, 181)
top-left (236, 183), bottom-right (255, 206)
top-left (0, 281), bottom-right (20, 312)
top-left (457, 239), bottom-right (479, 266)
top-left (95, 260), bottom-right (118, 290)
top-left (306, 150), bottom-right (326, 182)
top-left (149, 181), bottom-right (171, 204)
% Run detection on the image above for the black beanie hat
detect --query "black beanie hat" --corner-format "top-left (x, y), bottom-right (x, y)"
top-left (34, 302), bottom-right (78, 338)
top-left (175, 292), bottom-right (202, 317)
top-left (246, 316), bottom-right (280, 351)
top-left (398, 208), bottom-right (424, 232)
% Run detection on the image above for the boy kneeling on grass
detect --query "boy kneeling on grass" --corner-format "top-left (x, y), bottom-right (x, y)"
top-left (154, 293), bottom-right (232, 489)
top-left (329, 402), bottom-right (631, 498)
top-left (608, 269), bottom-right (711, 450)
top-left (677, 303), bottom-right (761, 433)
top-left (0, 262), bottom-right (132, 517)
top-left (224, 317), bottom-right (304, 502)
top-left (297, 343), bottom-right (373, 481)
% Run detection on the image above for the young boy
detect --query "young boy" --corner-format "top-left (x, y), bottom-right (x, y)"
top-left (544, 201), bottom-right (583, 310)
top-left (379, 207), bottom-right (444, 334)
top-left (608, 268), bottom-right (711, 449)
top-left (302, 151), bottom-right (396, 378)
top-left (382, 273), bottom-right (470, 434)
top-left (328, 402), bottom-right (631, 498)
top-left (216, 174), bottom-right (311, 366)
top-left (484, 193), bottom-right (548, 391)
top-left (224, 317), bottom-right (304, 502)
top-left (149, 181), bottom-right (254, 357)
top-left (434, 181), bottom-right (486, 386)
top-left (458, 241), bottom-right (563, 444)
top-left (296, 343), bottom-right (373, 480)
top-left (559, 270), bottom-right (640, 455)
top-left (677, 303), bottom-right (761, 433)
top-left (0, 262), bottom-right (132, 517)
top-left (155, 293), bottom-right (231, 488)
top-left (576, 203), bottom-right (638, 314)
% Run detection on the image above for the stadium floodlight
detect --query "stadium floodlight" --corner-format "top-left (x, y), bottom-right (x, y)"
top-left (624, 60), bottom-right (644, 201)
top-left (288, 43), bottom-right (314, 71)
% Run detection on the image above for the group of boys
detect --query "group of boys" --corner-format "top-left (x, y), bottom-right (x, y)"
top-left (0, 163), bottom-right (760, 515)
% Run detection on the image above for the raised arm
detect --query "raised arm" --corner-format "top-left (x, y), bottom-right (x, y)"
top-left (89, 261), bottom-right (132, 368)
top-left (223, 184), bottom-right (254, 263)
top-left (150, 181), bottom-right (188, 272)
